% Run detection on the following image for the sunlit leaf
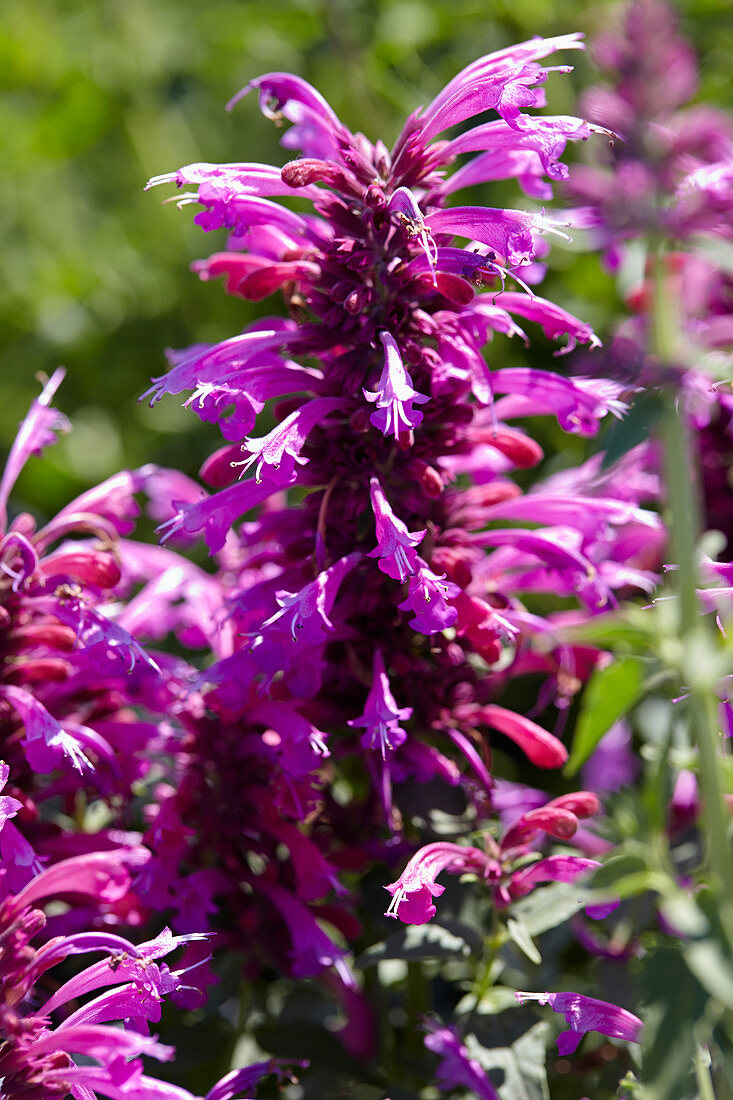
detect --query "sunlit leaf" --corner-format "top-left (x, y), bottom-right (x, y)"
top-left (565, 656), bottom-right (645, 775)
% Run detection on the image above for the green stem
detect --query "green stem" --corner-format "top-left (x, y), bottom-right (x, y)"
top-left (694, 1043), bottom-right (716, 1100)
top-left (654, 253), bottom-right (733, 907)
top-left (405, 961), bottom-right (429, 1059)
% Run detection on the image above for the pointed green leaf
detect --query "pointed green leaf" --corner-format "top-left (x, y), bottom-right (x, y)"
top-left (565, 656), bottom-right (645, 776)
top-left (507, 917), bottom-right (541, 964)
top-left (601, 391), bottom-right (664, 469)
top-left (511, 881), bottom-right (589, 936)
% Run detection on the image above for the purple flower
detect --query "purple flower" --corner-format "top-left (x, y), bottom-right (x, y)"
top-left (348, 649), bottom-right (412, 757)
top-left (255, 551), bottom-right (360, 646)
top-left (398, 565), bottom-right (460, 634)
top-left (363, 332), bottom-right (429, 439)
top-left (424, 1020), bottom-right (500, 1099)
top-left (0, 761), bottom-right (21, 830)
top-left (0, 368), bottom-right (69, 532)
top-left (385, 841), bottom-right (493, 924)
top-left (238, 396), bottom-right (347, 482)
top-left (259, 881), bottom-right (355, 987)
top-left (515, 990), bottom-right (643, 1054)
top-left (0, 684), bottom-right (91, 773)
top-left (368, 477), bottom-right (425, 581)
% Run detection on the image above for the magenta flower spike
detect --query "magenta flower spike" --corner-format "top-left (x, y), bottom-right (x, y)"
top-left (139, 33), bottom-right (670, 1032)
top-left (515, 990), bottom-right (643, 1054)
top-left (0, 840), bottom-right (297, 1100)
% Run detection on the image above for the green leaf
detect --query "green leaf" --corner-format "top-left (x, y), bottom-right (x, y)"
top-left (590, 854), bottom-right (647, 891)
top-left (640, 944), bottom-right (709, 1099)
top-left (565, 656), bottom-right (645, 776)
top-left (601, 391), bottom-right (664, 470)
top-left (683, 937), bottom-right (733, 1012)
top-left (507, 917), bottom-right (541, 965)
top-left (254, 1021), bottom-right (367, 1077)
top-left (355, 919), bottom-right (483, 968)
top-left (589, 854), bottom-right (671, 900)
top-left (678, 891), bottom-right (733, 1012)
top-left (561, 609), bottom-right (652, 649)
top-left (456, 986), bottom-right (518, 1016)
top-left (511, 881), bottom-right (590, 937)
top-left (468, 1019), bottom-right (550, 1100)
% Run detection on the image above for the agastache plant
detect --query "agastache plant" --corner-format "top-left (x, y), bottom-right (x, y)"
top-left (139, 29), bottom-right (666, 1089)
top-left (6, 17), bottom-right (710, 1099)
top-left (145, 36), bottom-right (651, 822)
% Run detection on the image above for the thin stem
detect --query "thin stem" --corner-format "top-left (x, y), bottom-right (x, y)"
top-left (694, 1043), bottom-right (716, 1100)
top-left (654, 251), bottom-right (733, 907)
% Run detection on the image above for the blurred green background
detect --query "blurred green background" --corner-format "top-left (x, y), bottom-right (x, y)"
top-left (2, 0), bottom-right (731, 515)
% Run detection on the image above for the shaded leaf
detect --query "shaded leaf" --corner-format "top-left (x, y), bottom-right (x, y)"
top-left (640, 945), bottom-right (708, 1099)
top-left (355, 919), bottom-right (483, 968)
top-left (511, 881), bottom-right (590, 937)
top-left (456, 986), bottom-right (518, 1016)
top-left (601, 392), bottom-right (664, 470)
top-left (678, 891), bottom-right (733, 1012)
top-left (590, 854), bottom-right (669, 901)
top-left (469, 1018), bottom-right (550, 1100)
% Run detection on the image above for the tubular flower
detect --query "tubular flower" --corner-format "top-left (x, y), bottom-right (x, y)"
top-left (143, 35), bottom-right (658, 997)
top-left (348, 648), bottom-right (413, 757)
top-left (0, 374), bottom-right (187, 890)
top-left (515, 990), bottom-right (643, 1054)
top-left (0, 843), bottom-right (303, 1100)
top-left (384, 841), bottom-right (494, 924)
top-left (384, 795), bottom-right (615, 926)
top-left (423, 1020), bottom-right (500, 1100)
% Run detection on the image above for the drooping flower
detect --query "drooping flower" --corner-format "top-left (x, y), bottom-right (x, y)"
top-left (363, 332), bottom-right (430, 440)
top-left (423, 1020), bottom-right (500, 1099)
top-left (515, 990), bottom-right (643, 1054)
top-left (348, 648), bottom-right (412, 757)
top-left (368, 477), bottom-right (425, 582)
top-left (384, 841), bottom-right (493, 924)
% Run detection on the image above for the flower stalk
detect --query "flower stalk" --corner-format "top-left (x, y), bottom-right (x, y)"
top-left (655, 252), bottom-right (733, 909)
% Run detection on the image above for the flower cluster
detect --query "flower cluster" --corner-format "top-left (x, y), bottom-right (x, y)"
top-left (10, 15), bottom-right (721, 1097)
top-left (138, 29), bottom-right (660, 1084)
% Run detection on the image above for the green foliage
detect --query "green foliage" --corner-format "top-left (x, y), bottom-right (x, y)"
top-left (565, 656), bottom-right (646, 775)
top-left (510, 880), bottom-right (592, 936)
top-left (465, 1015), bottom-right (551, 1100)
top-left (356, 920), bottom-right (484, 967)
top-left (601, 393), bottom-right (665, 471)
